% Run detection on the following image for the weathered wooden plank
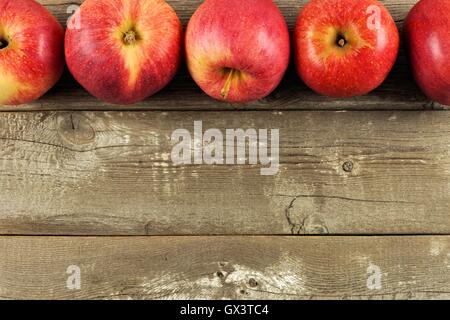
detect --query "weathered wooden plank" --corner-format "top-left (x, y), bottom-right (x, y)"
top-left (0, 236), bottom-right (449, 300)
top-left (41, 0), bottom-right (416, 27)
top-left (1, 110), bottom-right (450, 235)
top-left (0, 0), bottom-right (437, 111)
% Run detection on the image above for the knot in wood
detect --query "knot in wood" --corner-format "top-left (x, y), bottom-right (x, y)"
top-left (57, 113), bottom-right (95, 145)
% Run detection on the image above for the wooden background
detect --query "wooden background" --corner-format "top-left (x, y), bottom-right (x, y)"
top-left (0, 0), bottom-right (449, 300)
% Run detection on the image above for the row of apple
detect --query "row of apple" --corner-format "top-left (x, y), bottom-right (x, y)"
top-left (0, 0), bottom-right (448, 106)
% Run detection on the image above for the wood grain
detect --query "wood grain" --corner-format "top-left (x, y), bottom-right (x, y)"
top-left (0, 236), bottom-right (449, 300)
top-left (0, 0), bottom-right (439, 111)
top-left (2, 110), bottom-right (450, 235)
top-left (1, 1), bottom-right (447, 302)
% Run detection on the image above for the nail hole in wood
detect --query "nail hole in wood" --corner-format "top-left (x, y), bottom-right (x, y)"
top-left (342, 161), bottom-right (354, 172)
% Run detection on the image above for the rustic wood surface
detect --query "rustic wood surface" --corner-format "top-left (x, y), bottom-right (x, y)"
top-left (1, 0), bottom-right (449, 300)
top-left (0, 0), bottom-right (439, 111)
top-left (1, 236), bottom-right (449, 300)
top-left (1, 110), bottom-right (450, 235)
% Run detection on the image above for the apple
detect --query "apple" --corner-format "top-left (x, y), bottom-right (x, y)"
top-left (0, 0), bottom-right (64, 105)
top-left (185, 0), bottom-right (290, 103)
top-left (65, 0), bottom-right (182, 105)
top-left (294, 0), bottom-right (399, 98)
top-left (404, 0), bottom-right (450, 106)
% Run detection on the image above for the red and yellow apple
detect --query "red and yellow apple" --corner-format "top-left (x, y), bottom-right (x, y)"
top-left (294, 0), bottom-right (399, 98)
top-left (65, 0), bottom-right (182, 105)
top-left (405, 0), bottom-right (450, 106)
top-left (0, 0), bottom-right (64, 105)
top-left (185, 0), bottom-right (290, 103)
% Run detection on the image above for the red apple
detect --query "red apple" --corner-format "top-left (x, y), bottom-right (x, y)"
top-left (185, 0), bottom-right (290, 103)
top-left (405, 0), bottom-right (450, 106)
top-left (294, 0), bottom-right (399, 98)
top-left (65, 0), bottom-right (182, 105)
top-left (0, 0), bottom-right (64, 105)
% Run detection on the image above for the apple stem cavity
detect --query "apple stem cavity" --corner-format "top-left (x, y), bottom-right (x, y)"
top-left (220, 68), bottom-right (239, 100)
top-left (336, 34), bottom-right (347, 48)
top-left (0, 38), bottom-right (9, 50)
top-left (123, 30), bottom-right (137, 45)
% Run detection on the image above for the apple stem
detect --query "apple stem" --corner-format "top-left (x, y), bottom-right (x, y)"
top-left (123, 31), bottom-right (137, 45)
top-left (221, 69), bottom-right (236, 100)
